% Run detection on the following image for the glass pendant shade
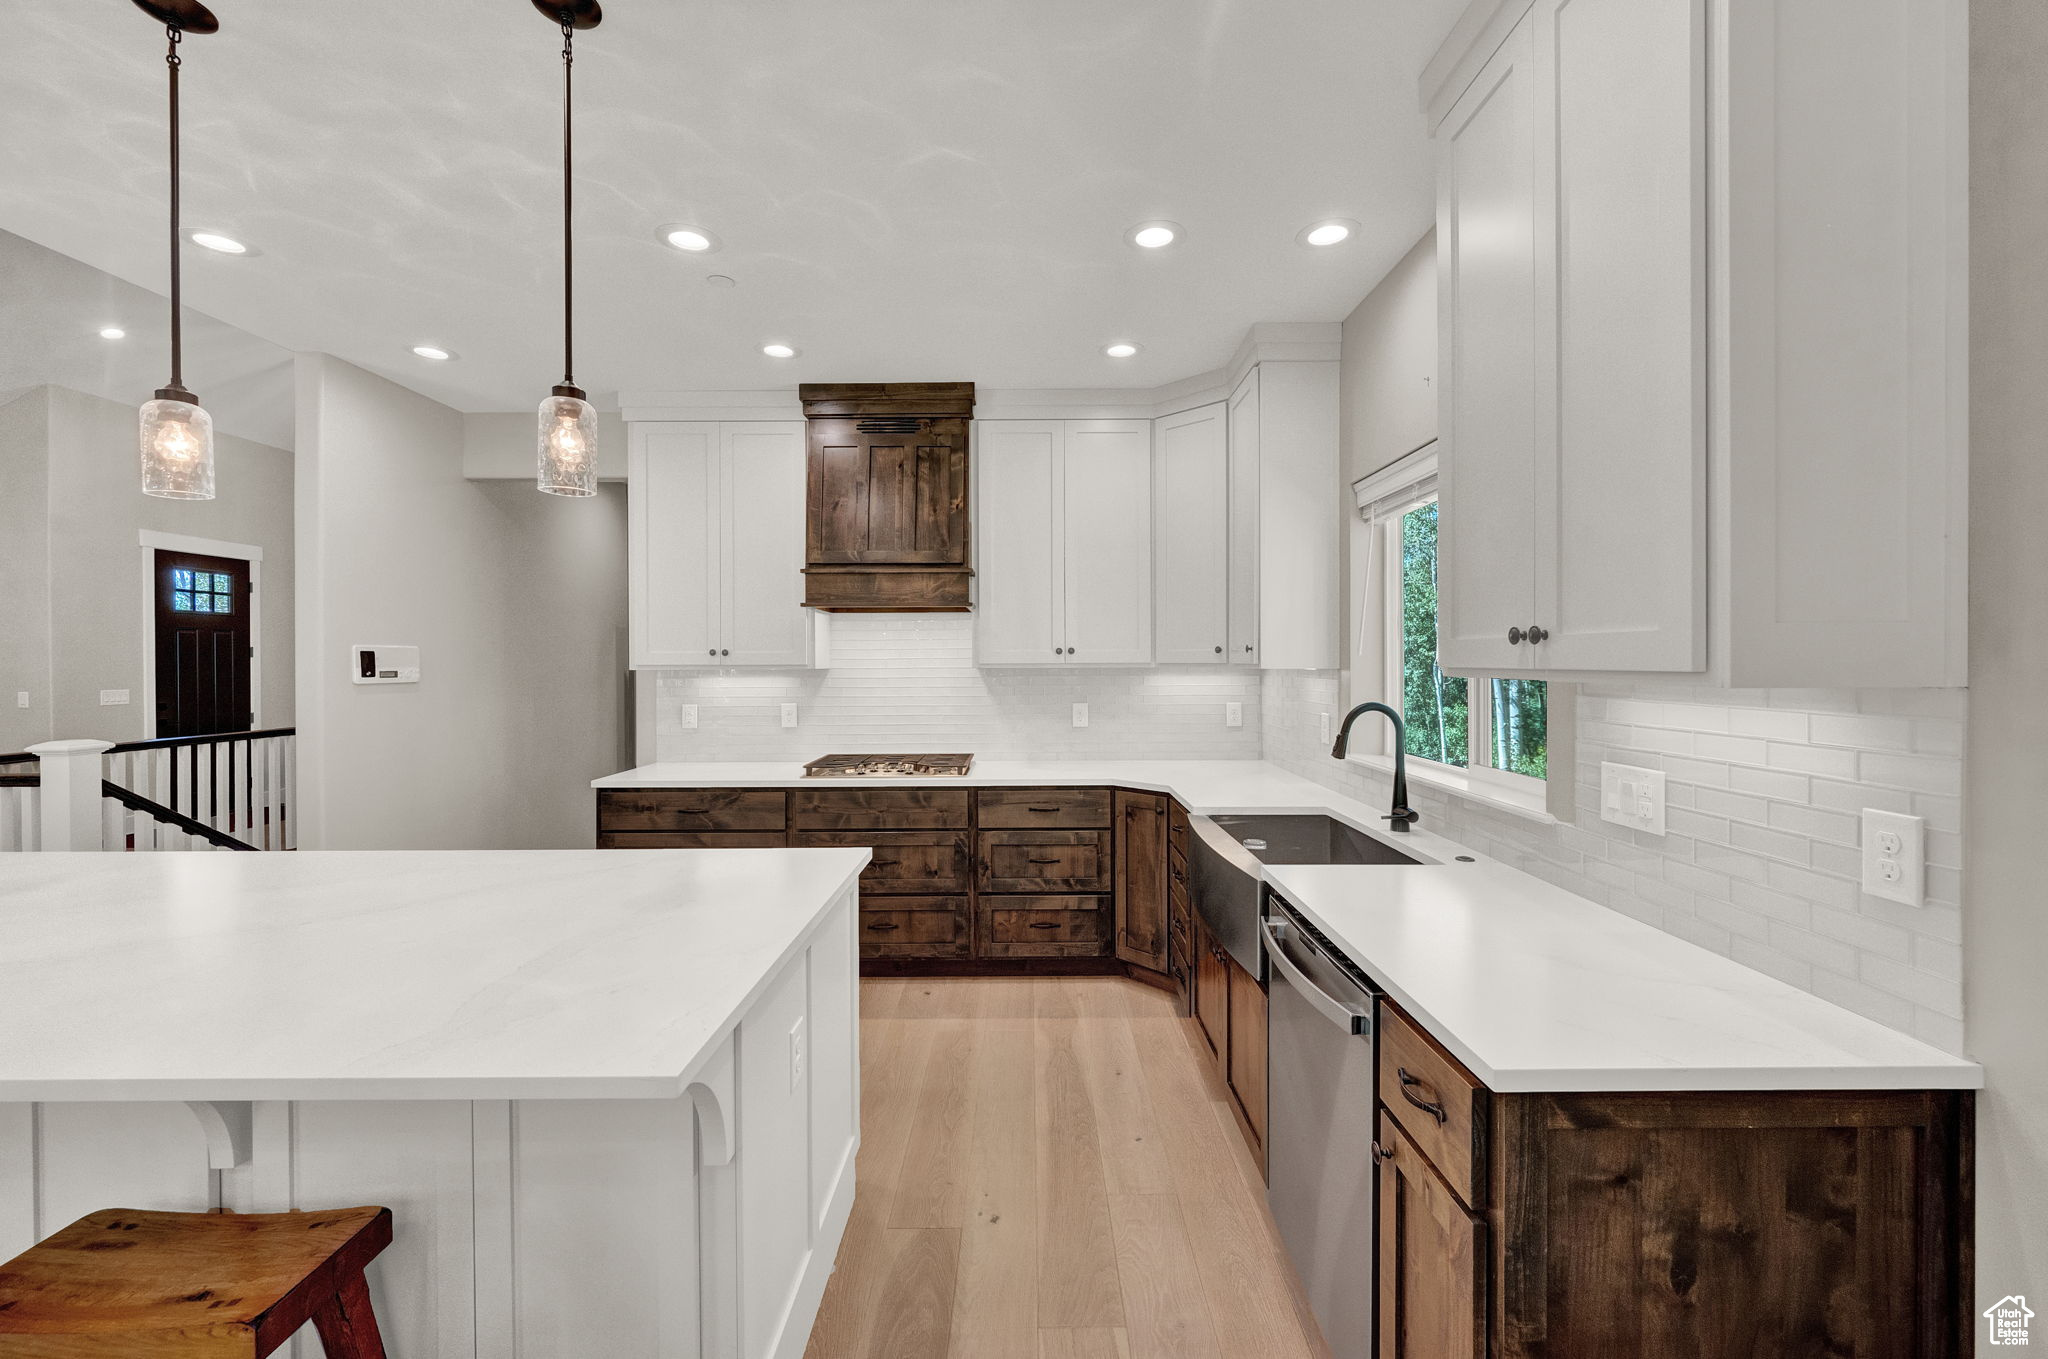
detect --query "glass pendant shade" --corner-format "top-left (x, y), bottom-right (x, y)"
top-left (139, 395), bottom-right (215, 500)
top-left (537, 390), bottom-right (597, 497)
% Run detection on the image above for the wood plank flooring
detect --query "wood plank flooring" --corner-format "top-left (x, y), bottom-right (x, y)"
top-left (804, 977), bottom-right (1330, 1359)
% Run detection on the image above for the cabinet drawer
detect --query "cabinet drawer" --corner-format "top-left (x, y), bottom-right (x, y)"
top-left (796, 830), bottom-right (973, 893)
top-left (860, 902), bottom-right (970, 959)
top-left (597, 789), bottom-right (786, 832)
top-left (977, 829), bottom-right (1114, 893)
top-left (791, 787), bottom-right (971, 830)
top-left (597, 830), bottom-right (789, 849)
top-left (981, 898), bottom-right (1112, 958)
top-left (977, 788), bottom-right (1115, 829)
top-left (1379, 1003), bottom-right (1488, 1208)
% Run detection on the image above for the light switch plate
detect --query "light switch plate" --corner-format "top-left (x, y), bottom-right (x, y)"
top-left (1861, 808), bottom-right (1925, 906)
top-left (1226, 702), bottom-right (1243, 729)
top-left (1072, 702), bottom-right (1089, 728)
top-left (1600, 761), bottom-right (1667, 836)
top-left (1318, 711), bottom-right (1331, 744)
top-left (15, 692), bottom-right (28, 709)
top-left (98, 689), bottom-right (130, 706)
top-left (780, 702), bottom-right (798, 729)
top-left (679, 703), bottom-right (698, 730)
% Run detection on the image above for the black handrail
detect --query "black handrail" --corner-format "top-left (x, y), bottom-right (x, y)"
top-left (0, 773), bottom-right (37, 788)
top-left (106, 726), bottom-right (296, 755)
top-left (100, 780), bottom-right (255, 851)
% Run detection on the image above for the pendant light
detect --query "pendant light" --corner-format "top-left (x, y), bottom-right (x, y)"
top-left (535, 1), bottom-right (602, 497)
top-left (134, 0), bottom-right (220, 501)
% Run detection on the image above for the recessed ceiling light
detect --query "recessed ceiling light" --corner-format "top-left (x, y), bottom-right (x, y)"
top-left (1105, 342), bottom-right (1140, 358)
top-left (98, 326), bottom-right (126, 340)
top-left (1126, 220), bottom-right (1182, 250)
top-left (185, 230), bottom-right (250, 255)
top-left (411, 345), bottom-right (455, 361)
top-left (762, 343), bottom-right (799, 359)
top-left (659, 223), bottom-right (720, 253)
top-left (1298, 218), bottom-right (1360, 247)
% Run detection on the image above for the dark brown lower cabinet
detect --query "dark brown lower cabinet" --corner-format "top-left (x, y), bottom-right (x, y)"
top-left (1114, 790), bottom-right (1169, 970)
top-left (1377, 1114), bottom-right (1484, 1359)
top-left (1374, 1001), bottom-right (1975, 1359)
top-left (1225, 960), bottom-right (1267, 1161)
top-left (1191, 921), bottom-right (1229, 1063)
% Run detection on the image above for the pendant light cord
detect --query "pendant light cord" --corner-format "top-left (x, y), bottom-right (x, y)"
top-left (560, 14), bottom-right (575, 389)
top-left (165, 24), bottom-right (184, 392)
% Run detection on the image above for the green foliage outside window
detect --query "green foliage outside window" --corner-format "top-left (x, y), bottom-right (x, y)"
top-left (1398, 501), bottom-right (1548, 781)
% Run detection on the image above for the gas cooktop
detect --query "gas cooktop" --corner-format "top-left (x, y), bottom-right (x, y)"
top-left (801, 753), bottom-right (975, 778)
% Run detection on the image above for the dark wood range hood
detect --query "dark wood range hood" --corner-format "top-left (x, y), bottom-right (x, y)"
top-left (800, 382), bottom-right (974, 612)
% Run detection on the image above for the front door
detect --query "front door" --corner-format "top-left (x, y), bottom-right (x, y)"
top-left (154, 549), bottom-right (251, 737)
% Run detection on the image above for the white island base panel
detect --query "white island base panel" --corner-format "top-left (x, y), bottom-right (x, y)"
top-left (0, 889), bottom-right (862, 1359)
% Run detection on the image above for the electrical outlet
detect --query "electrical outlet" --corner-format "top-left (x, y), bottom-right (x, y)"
top-left (788, 1016), bottom-right (806, 1093)
top-left (1318, 711), bottom-right (1331, 744)
top-left (1861, 808), bottom-right (1925, 907)
top-left (679, 703), bottom-right (698, 730)
top-left (98, 689), bottom-right (130, 706)
top-left (1600, 761), bottom-right (1667, 835)
top-left (1072, 702), bottom-right (1089, 729)
top-left (781, 702), bottom-right (798, 729)
top-left (13, 692), bottom-right (26, 710)
top-left (1226, 702), bottom-right (1243, 729)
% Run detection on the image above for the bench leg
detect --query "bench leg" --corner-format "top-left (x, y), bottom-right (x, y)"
top-left (310, 1270), bottom-right (387, 1359)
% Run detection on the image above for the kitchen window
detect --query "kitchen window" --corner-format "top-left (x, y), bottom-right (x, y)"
top-left (1353, 445), bottom-right (1550, 815)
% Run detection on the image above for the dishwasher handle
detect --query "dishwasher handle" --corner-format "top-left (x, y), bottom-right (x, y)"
top-left (1260, 916), bottom-right (1372, 1035)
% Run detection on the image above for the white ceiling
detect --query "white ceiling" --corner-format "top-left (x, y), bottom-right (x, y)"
top-left (4, 0), bottom-right (1463, 413)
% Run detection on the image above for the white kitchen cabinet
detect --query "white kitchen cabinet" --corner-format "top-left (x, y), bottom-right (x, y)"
top-left (1228, 364), bottom-right (1342, 672)
top-left (974, 419), bottom-right (1152, 666)
top-left (629, 421), bottom-right (823, 668)
top-left (1152, 402), bottom-right (1231, 664)
top-left (1424, 0), bottom-right (1965, 687)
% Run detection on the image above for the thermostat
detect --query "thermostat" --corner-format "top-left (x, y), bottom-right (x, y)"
top-left (351, 645), bottom-right (420, 685)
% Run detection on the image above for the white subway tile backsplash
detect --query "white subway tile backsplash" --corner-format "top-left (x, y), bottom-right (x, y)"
top-left (1261, 671), bottom-right (1968, 1053)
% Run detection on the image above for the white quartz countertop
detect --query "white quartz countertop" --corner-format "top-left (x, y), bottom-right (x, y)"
top-left (596, 759), bottom-right (1981, 1092)
top-left (0, 848), bottom-right (867, 1102)
top-left (1267, 862), bottom-right (1981, 1092)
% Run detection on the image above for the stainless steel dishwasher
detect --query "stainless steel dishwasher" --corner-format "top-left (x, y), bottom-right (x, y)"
top-left (1261, 888), bottom-right (1378, 1359)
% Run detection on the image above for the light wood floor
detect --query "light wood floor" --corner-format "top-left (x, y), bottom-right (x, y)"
top-left (803, 977), bottom-right (1331, 1359)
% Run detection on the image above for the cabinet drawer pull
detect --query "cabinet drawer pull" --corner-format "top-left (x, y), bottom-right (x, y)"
top-left (1027, 921), bottom-right (1062, 930)
top-left (866, 922), bottom-right (899, 932)
top-left (1027, 806), bottom-right (1061, 813)
top-left (869, 858), bottom-right (901, 868)
top-left (1397, 1066), bottom-right (1449, 1124)
top-left (1371, 1140), bottom-right (1394, 1163)
top-left (1026, 856), bottom-right (1062, 865)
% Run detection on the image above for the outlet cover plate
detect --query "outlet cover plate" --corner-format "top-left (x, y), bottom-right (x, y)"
top-left (1226, 702), bottom-right (1243, 729)
top-left (1861, 808), bottom-right (1925, 907)
top-left (780, 702), bottom-right (798, 729)
top-left (679, 703), bottom-right (698, 730)
top-left (1072, 702), bottom-right (1088, 728)
top-left (1600, 761), bottom-right (1666, 836)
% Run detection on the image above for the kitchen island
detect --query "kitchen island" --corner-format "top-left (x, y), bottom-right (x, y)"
top-left (0, 847), bottom-right (868, 1359)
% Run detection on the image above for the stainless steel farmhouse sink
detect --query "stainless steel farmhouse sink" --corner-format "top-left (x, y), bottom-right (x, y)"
top-left (1188, 813), bottom-right (1421, 974)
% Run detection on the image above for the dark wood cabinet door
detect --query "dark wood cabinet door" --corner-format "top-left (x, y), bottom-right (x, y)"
top-left (1225, 959), bottom-right (1268, 1159)
top-left (1114, 790), bottom-right (1169, 970)
top-left (806, 417), bottom-right (968, 565)
top-left (1192, 923), bottom-right (1229, 1066)
top-left (1377, 1114), bottom-right (1485, 1359)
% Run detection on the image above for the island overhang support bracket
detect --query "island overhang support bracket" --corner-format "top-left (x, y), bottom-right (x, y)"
top-left (185, 1100), bottom-right (254, 1169)
top-left (685, 1034), bottom-right (736, 1168)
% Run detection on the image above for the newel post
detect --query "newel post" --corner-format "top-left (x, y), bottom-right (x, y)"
top-left (26, 740), bottom-right (114, 851)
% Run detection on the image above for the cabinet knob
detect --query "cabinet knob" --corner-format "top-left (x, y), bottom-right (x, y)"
top-left (1371, 1140), bottom-right (1394, 1163)
top-left (1214, 645), bottom-right (1223, 654)
top-left (1526, 625), bottom-right (1548, 645)
top-left (1507, 627), bottom-right (1525, 645)
top-left (708, 648), bottom-right (717, 656)
top-left (721, 648), bottom-right (730, 656)
top-left (1244, 644), bottom-right (1254, 654)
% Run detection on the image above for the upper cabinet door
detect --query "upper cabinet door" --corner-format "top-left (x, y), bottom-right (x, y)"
top-left (1153, 403), bottom-right (1230, 664)
top-left (974, 422), bottom-right (1064, 665)
top-left (1225, 372), bottom-right (1261, 666)
top-left (630, 423), bottom-right (719, 667)
top-left (806, 417), bottom-right (969, 565)
top-left (1535, 0), bottom-right (1706, 672)
top-left (719, 423), bottom-right (813, 667)
top-left (1062, 421), bottom-right (1154, 666)
top-left (1434, 12), bottom-right (1541, 676)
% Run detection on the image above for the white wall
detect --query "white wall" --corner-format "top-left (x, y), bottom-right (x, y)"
top-left (651, 615), bottom-right (1261, 763)
top-left (0, 384), bottom-right (293, 749)
top-left (295, 354), bottom-right (627, 849)
top-left (1966, 0), bottom-right (2048, 1321)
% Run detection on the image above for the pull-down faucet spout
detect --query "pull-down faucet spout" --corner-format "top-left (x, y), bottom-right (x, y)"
top-left (1330, 702), bottom-right (1419, 833)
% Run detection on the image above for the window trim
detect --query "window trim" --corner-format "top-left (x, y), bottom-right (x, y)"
top-left (1355, 480), bottom-right (1549, 812)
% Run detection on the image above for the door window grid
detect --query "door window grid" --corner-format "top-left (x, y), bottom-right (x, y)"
top-left (169, 568), bottom-right (236, 615)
